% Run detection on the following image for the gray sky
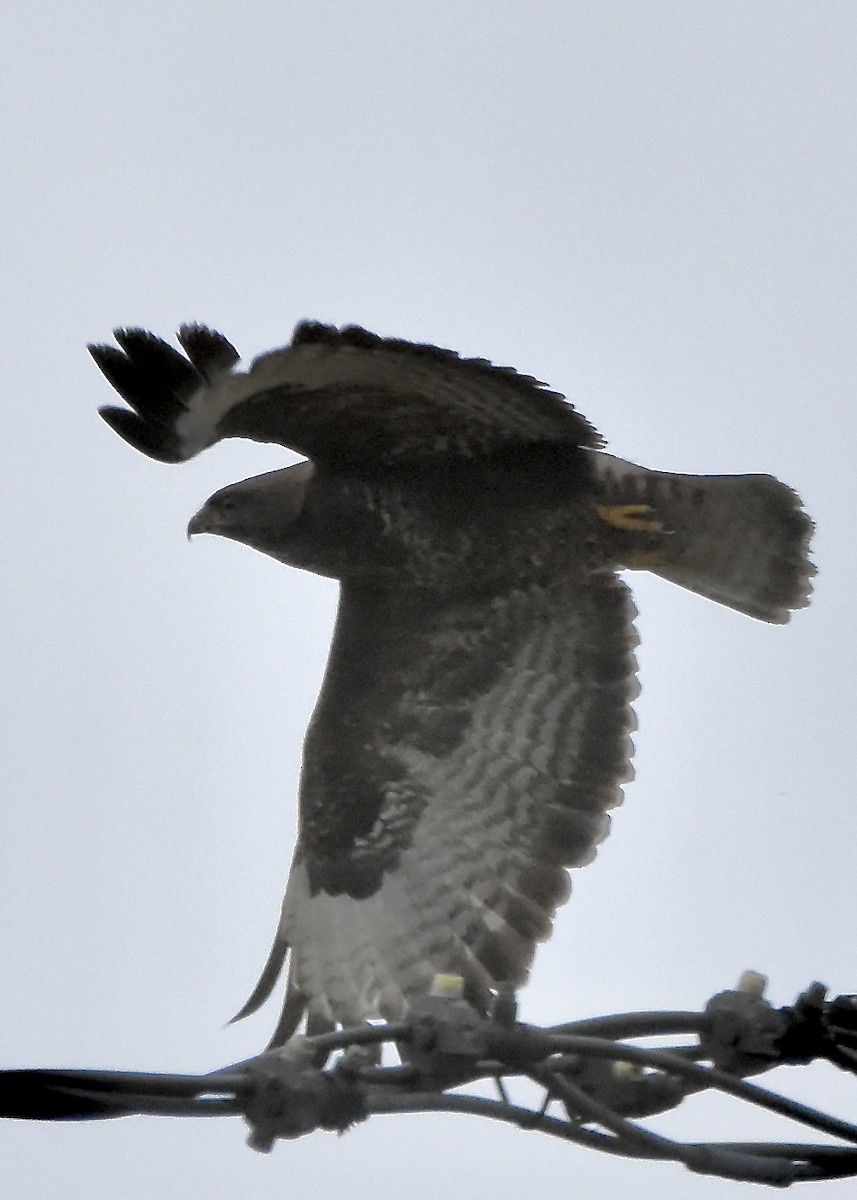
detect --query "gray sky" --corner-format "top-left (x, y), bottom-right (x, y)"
top-left (2, 2), bottom-right (856, 1196)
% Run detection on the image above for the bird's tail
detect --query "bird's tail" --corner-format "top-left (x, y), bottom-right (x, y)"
top-left (590, 453), bottom-right (815, 623)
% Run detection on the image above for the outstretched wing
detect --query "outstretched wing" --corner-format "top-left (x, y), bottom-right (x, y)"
top-left (91, 323), bottom-right (602, 469)
top-left (239, 571), bottom-right (639, 1043)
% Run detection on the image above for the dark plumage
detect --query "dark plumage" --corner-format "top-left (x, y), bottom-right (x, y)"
top-left (92, 320), bottom-right (814, 1043)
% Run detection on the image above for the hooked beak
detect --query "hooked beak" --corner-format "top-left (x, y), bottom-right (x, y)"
top-left (186, 508), bottom-right (212, 540)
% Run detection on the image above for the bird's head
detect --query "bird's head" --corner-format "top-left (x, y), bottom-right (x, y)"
top-left (187, 460), bottom-right (315, 562)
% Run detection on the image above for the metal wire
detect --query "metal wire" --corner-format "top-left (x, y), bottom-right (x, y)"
top-left (2, 979), bottom-right (856, 1186)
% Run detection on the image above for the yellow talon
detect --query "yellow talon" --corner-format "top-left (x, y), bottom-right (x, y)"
top-left (597, 503), bottom-right (664, 533)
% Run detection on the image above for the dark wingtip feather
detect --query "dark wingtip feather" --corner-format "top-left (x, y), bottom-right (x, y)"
top-left (90, 331), bottom-right (198, 430)
top-left (98, 406), bottom-right (185, 463)
top-left (178, 324), bottom-right (240, 380)
top-left (112, 328), bottom-right (200, 400)
top-left (89, 343), bottom-right (147, 406)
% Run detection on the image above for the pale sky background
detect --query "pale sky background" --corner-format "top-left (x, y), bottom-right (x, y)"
top-left (2, 3), bottom-right (856, 1197)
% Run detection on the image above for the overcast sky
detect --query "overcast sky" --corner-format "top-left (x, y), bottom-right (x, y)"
top-left (2, 3), bottom-right (856, 1196)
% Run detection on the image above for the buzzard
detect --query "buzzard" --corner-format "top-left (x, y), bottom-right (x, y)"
top-left (91, 322), bottom-right (814, 1044)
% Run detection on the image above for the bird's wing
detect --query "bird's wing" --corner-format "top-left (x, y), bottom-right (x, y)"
top-left (238, 571), bottom-right (639, 1044)
top-left (91, 323), bottom-right (601, 468)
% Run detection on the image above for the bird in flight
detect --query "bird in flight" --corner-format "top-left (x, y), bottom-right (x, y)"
top-left (91, 321), bottom-right (814, 1044)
